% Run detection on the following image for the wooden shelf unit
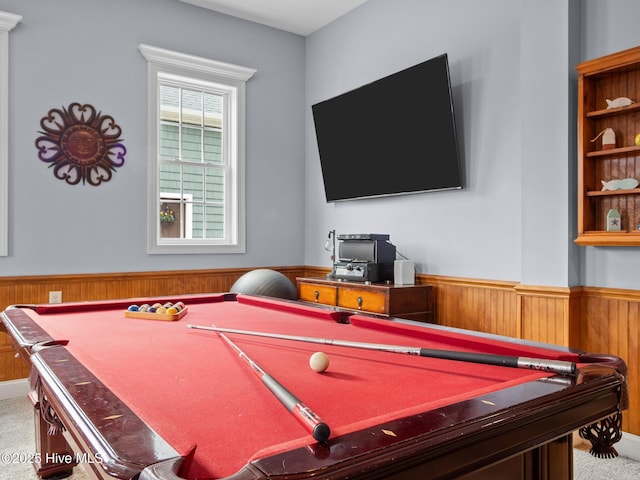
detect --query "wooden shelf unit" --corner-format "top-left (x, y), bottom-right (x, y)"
top-left (296, 277), bottom-right (433, 322)
top-left (576, 46), bottom-right (640, 246)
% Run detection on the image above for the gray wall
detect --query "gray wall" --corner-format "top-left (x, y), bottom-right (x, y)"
top-left (1, 0), bottom-right (306, 275)
top-left (2, 0), bottom-right (639, 290)
top-left (304, 0), bottom-right (640, 290)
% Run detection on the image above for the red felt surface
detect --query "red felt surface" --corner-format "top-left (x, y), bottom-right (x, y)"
top-left (25, 295), bottom-right (579, 479)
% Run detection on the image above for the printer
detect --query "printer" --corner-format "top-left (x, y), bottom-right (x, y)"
top-left (332, 234), bottom-right (396, 283)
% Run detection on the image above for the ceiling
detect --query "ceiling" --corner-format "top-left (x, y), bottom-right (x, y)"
top-left (178, 0), bottom-right (369, 36)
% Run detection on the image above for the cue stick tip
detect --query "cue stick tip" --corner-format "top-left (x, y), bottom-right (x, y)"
top-left (313, 422), bottom-right (331, 443)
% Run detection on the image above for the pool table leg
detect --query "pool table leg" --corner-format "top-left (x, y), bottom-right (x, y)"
top-left (29, 389), bottom-right (76, 479)
top-left (453, 434), bottom-right (573, 480)
top-left (526, 434), bottom-right (573, 480)
top-left (542, 434), bottom-right (573, 479)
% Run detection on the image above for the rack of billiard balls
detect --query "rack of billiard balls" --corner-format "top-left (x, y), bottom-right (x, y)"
top-left (124, 301), bottom-right (187, 321)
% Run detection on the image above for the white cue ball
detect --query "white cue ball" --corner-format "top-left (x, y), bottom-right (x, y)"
top-left (309, 352), bottom-right (330, 373)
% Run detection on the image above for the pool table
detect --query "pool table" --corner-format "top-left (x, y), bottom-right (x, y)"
top-left (2, 293), bottom-right (626, 480)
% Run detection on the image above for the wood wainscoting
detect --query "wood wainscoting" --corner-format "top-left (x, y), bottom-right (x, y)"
top-left (579, 286), bottom-right (640, 435)
top-left (1, 266), bottom-right (638, 436)
top-left (421, 275), bottom-right (520, 338)
top-left (421, 274), bottom-right (639, 438)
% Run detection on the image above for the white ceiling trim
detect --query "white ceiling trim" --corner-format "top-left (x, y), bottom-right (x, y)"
top-left (178, 0), bottom-right (369, 36)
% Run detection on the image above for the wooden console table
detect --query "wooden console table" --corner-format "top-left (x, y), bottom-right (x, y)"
top-left (296, 277), bottom-right (433, 322)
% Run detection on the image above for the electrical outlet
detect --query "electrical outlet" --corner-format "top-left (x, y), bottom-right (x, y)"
top-left (49, 291), bottom-right (62, 304)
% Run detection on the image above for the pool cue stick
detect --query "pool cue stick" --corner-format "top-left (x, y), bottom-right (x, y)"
top-left (213, 328), bottom-right (331, 443)
top-left (188, 324), bottom-right (576, 376)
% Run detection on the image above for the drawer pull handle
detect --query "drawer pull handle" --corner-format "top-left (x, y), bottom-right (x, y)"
top-left (314, 290), bottom-right (319, 302)
top-left (357, 296), bottom-right (363, 309)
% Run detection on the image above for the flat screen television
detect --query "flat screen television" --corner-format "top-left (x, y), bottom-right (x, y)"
top-left (312, 53), bottom-right (462, 202)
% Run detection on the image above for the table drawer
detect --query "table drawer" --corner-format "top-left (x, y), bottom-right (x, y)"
top-left (338, 289), bottom-right (386, 314)
top-left (297, 277), bottom-right (433, 322)
top-left (298, 282), bottom-right (338, 306)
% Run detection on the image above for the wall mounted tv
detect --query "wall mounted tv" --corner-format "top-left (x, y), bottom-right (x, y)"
top-left (312, 53), bottom-right (462, 202)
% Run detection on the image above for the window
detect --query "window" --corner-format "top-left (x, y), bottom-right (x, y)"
top-left (0, 11), bottom-right (21, 257)
top-left (139, 44), bottom-right (255, 254)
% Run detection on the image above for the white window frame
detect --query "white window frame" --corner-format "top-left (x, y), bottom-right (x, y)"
top-left (138, 44), bottom-right (256, 254)
top-left (0, 11), bottom-right (21, 257)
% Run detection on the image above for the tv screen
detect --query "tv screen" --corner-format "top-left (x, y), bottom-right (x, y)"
top-left (312, 53), bottom-right (462, 202)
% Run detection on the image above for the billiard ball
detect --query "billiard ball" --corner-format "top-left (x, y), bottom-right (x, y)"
top-left (127, 305), bottom-right (139, 312)
top-left (309, 352), bottom-right (330, 373)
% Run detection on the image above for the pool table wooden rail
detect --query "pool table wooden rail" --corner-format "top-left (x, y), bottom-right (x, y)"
top-left (25, 344), bottom-right (627, 480)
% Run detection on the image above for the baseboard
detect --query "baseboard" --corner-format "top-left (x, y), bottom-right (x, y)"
top-left (0, 378), bottom-right (29, 400)
top-left (618, 431), bottom-right (640, 461)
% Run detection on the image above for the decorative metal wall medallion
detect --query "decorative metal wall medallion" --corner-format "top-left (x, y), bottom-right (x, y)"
top-left (35, 103), bottom-right (126, 186)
